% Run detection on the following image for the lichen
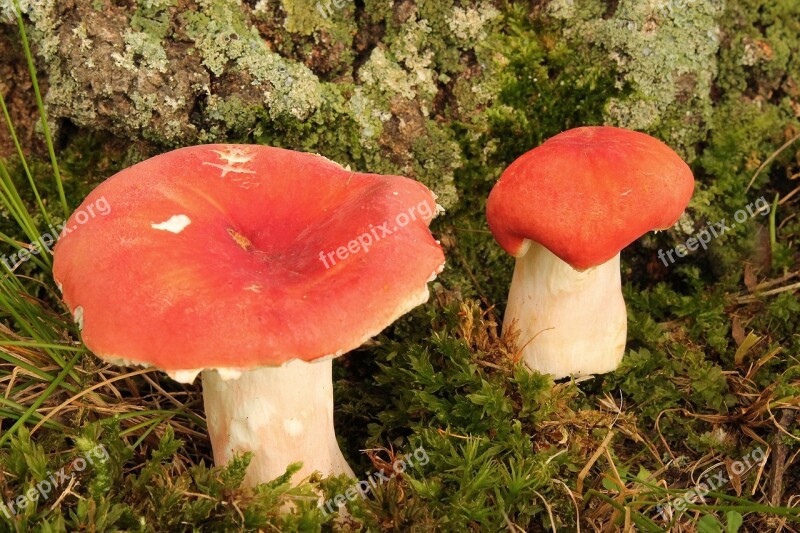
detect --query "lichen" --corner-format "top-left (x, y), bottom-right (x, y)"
top-left (346, 86), bottom-right (389, 142)
top-left (359, 47), bottom-right (420, 102)
top-left (11, 0), bottom-right (59, 60)
top-left (278, 0), bottom-right (330, 35)
top-left (183, 0), bottom-right (322, 121)
top-left (111, 30), bottom-right (169, 73)
top-left (199, 94), bottom-right (261, 140)
top-left (4, 0), bottom-right (513, 209)
top-left (555, 0), bottom-right (724, 160)
top-left (447, 4), bottom-right (499, 46)
top-left (0, 0), bottom-right (28, 21)
top-left (70, 21), bottom-right (92, 51)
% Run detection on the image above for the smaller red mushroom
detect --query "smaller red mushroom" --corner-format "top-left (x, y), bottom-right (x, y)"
top-left (53, 144), bottom-right (445, 485)
top-left (486, 126), bottom-right (694, 379)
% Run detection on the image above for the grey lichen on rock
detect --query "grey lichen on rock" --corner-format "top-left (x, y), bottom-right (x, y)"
top-left (183, 0), bottom-right (323, 121)
top-left (11, 0), bottom-right (210, 144)
top-left (6, 0), bottom-right (505, 206)
top-left (7, 0), bottom-right (690, 209)
top-left (552, 0), bottom-right (724, 160)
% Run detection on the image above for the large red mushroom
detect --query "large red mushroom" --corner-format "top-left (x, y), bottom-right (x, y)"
top-left (53, 144), bottom-right (445, 485)
top-left (486, 127), bottom-right (694, 379)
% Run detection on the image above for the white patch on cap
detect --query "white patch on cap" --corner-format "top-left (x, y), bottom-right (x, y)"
top-left (73, 306), bottom-right (84, 330)
top-left (514, 238), bottom-right (532, 258)
top-left (211, 147), bottom-right (254, 165)
top-left (203, 162), bottom-right (257, 178)
top-left (166, 369), bottom-right (202, 383)
top-left (151, 214), bottom-right (191, 234)
top-left (216, 368), bottom-right (242, 380)
top-left (427, 262), bottom-right (445, 282)
top-left (244, 284), bottom-right (262, 293)
top-left (314, 153), bottom-right (346, 169)
top-left (283, 417), bottom-right (304, 436)
top-left (101, 354), bottom-right (151, 369)
top-left (55, 280), bottom-right (63, 293)
top-left (204, 147), bottom-right (256, 178)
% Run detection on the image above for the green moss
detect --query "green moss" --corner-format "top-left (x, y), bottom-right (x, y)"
top-left (199, 94), bottom-right (261, 140)
top-left (410, 124), bottom-right (460, 208)
top-left (4, 0), bottom-right (800, 529)
top-left (250, 0), bottom-right (357, 80)
top-left (129, 0), bottom-right (174, 39)
top-left (279, 0), bottom-right (331, 35)
top-left (684, 0), bottom-right (800, 276)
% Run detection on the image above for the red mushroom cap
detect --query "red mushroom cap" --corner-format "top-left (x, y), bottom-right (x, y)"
top-left (53, 144), bottom-right (444, 372)
top-left (486, 126), bottom-right (695, 270)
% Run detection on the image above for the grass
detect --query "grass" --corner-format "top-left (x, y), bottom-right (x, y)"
top-left (0, 1), bottom-right (799, 531)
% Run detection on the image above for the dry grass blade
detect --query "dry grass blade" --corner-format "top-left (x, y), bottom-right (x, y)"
top-left (746, 131), bottom-right (800, 192)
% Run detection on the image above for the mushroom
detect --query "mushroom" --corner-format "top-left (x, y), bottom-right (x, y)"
top-left (486, 126), bottom-right (694, 379)
top-left (53, 144), bottom-right (445, 485)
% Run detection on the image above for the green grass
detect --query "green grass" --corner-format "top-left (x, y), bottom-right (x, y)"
top-left (1, 1), bottom-right (799, 531)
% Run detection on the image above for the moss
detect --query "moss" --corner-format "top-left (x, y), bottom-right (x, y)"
top-left (346, 86), bottom-right (387, 142)
top-left (410, 123), bottom-right (460, 208)
top-left (251, 83), bottom-right (366, 162)
top-left (4, 0), bottom-right (800, 529)
top-left (686, 0), bottom-right (800, 276)
top-left (129, 0), bottom-right (173, 40)
top-left (199, 94), bottom-right (261, 140)
top-left (250, 0), bottom-right (357, 80)
top-left (278, 0), bottom-right (331, 35)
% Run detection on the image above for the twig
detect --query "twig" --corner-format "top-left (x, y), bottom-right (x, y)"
top-left (30, 368), bottom-right (157, 435)
top-left (736, 281), bottom-right (800, 304)
top-left (743, 271), bottom-right (799, 294)
top-left (532, 490), bottom-right (557, 533)
top-left (577, 429), bottom-right (615, 496)
top-left (746, 131), bottom-right (800, 192)
top-left (778, 183), bottom-right (800, 205)
top-left (769, 410), bottom-right (796, 506)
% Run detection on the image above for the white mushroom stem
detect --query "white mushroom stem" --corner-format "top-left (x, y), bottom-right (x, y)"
top-left (503, 241), bottom-right (627, 379)
top-left (202, 358), bottom-right (354, 486)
